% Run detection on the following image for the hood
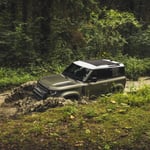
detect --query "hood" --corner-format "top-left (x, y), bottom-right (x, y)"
top-left (39, 74), bottom-right (77, 90)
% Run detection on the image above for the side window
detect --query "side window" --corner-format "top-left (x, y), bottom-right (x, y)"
top-left (89, 69), bottom-right (112, 81)
top-left (112, 68), bottom-right (119, 77)
top-left (98, 69), bottom-right (112, 79)
top-left (112, 67), bottom-right (125, 77)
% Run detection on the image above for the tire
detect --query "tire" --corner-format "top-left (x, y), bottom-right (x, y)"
top-left (64, 95), bottom-right (79, 100)
top-left (111, 84), bottom-right (124, 93)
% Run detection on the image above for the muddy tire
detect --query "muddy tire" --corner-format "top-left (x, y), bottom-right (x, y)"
top-left (111, 84), bottom-right (124, 93)
top-left (64, 95), bottom-right (79, 100)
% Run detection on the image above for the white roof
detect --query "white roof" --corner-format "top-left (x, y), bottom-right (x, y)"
top-left (73, 60), bottom-right (124, 70)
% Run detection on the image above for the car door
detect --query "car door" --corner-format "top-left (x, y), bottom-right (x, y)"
top-left (83, 69), bottom-right (112, 98)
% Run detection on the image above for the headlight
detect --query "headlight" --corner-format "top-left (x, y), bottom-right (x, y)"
top-left (49, 90), bottom-right (57, 96)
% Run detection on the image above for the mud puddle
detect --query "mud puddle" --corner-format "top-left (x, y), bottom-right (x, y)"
top-left (0, 81), bottom-right (75, 120)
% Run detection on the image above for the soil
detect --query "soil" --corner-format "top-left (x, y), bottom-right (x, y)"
top-left (0, 77), bottom-right (150, 120)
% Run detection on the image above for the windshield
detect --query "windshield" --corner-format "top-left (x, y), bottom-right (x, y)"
top-left (62, 63), bottom-right (90, 81)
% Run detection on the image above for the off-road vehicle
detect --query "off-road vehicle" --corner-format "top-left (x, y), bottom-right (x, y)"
top-left (33, 59), bottom-right (126, 100)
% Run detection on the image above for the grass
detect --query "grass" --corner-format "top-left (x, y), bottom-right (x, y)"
top-left (0, 62), bottom-right (149, 149)
top-left (0, 67), bottom-right (36, 90)
top-left (0, 64), bottom-right (65, 91)
top-left (0, 65), bottom-right (56, 91)
top-left (0, 86), bottom-right (150, 149)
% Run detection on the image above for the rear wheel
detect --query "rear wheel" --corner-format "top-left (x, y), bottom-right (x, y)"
top-left (111, 84), bottom-right (124, 93)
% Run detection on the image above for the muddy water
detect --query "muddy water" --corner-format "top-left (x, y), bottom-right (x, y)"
top-left (0, 81), bottom-right (36, 119)
top-left (0, 77), bottom-right (150, 119)
top-left (0, 93), bottom-right (17, 119)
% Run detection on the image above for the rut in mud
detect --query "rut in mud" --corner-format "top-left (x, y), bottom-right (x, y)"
top-left (0, 81), bottom-right (79, 119)
top-left (0, 77), bottom-right (150, 119)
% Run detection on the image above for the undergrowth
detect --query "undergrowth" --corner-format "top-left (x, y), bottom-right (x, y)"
top-left (0, 56), bottom-right (150, 91)
top-left (0, 86), bottom-right (150, 149)
top-left (0, 63), bottom-right (65, 90)
top-left (0, 67), bottom-right (36, 90)
top-left (116, 56), bottom-right (150, 80)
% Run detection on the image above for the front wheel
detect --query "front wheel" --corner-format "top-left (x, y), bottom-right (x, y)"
top-left (64, 95), bottom-right (80, 100)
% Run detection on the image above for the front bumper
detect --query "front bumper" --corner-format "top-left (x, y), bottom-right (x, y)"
top-left (33, 85), bottom-right (48, 99)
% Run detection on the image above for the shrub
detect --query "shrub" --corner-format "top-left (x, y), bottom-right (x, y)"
top-left (127, 26), bottom-right (150, 58)
top-left (115, 55), bottom-right (150, 80)
top-left (110, 86), bottom-right (150, 107)
top-left (0, 67), bottom-right (35, 90)
top-left (124, 57), bottom-right (146, 80)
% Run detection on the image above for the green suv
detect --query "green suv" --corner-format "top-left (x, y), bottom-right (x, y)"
top-left (33, 59), bottom-right (126, 100)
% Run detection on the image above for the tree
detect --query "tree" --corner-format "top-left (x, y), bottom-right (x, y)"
top-left (0, 0), bottom-right (149, 67)
top-left (127, 26), bottom-right (150, 58)
top-left (80, 9), bottom-right (140, 58)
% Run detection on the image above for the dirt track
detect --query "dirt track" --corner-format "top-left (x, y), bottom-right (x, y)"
top-left (0, 92), bottom-right (15, 118)
top-left (125, 77), bottom-right (150, 92)
top-left (0, 77), bottom-right (150, 119)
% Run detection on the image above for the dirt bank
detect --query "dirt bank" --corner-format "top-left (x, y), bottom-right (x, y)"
top-left (0, 81), bottom-right (76, 119)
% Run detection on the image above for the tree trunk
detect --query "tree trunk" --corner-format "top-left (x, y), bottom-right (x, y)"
top-left (9, 1), bottom-right (17, 30)
top-left (22, 0), bottom-right (28, 22)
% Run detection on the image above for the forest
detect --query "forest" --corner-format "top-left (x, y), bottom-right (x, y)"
top-left (0, 1), bottom-right (150, 149)
top-left (0, 0), bottom-right (149, 87)
top-left (0, 0), bottom-right (150, 67)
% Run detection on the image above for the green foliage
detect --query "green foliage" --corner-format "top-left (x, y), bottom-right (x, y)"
top-left (0, 86), bottom-right (150, 149)
top-left (83, 107), bottom-right (98, 119)
top-left (0, 61), bottom-right (65, 90)
top-left (62, 106), bottom-right (78, 116)
top-left (99, 9), bottom-right (140, 29)
top-left (0, 1), bottom-right (150, 148)
top-left (0, 23), bottom-right (35, 67)
top-left (109, 86), bottom-right (150, 107)
top-left (124, 57), bottom-right (146, 80)
top-left (26, 62), bottom-right (54, 76)
top-left (115, 55), bottom-right (150, 80)
top-left (80, 9), bottom-right (140, 58)
top-left (127, 26), bottom-right (150, 57)
top-left (0, 0), bottom-right (147, 67)
top-left (0, 67), bottom-right (35, 90)
top-left (143, 58), bottom-right (150, 75)
top-left (51, 39), bottom-right (74, 65)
